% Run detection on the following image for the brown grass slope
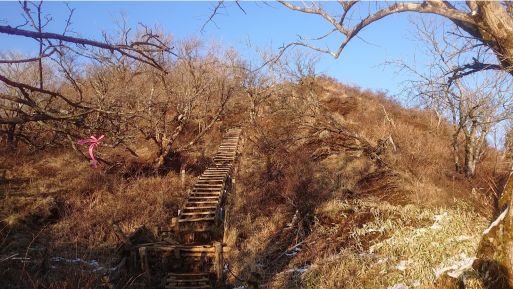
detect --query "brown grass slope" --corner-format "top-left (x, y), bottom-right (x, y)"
top-left (0, 76), bottom-right (506, 289)
top-left (224, 76), bottom-right (505, 289)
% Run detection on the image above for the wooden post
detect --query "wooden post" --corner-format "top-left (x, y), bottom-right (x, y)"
top-left (180, 165), bottom-right (186, 187)
top-left (166, 275), bottom-right (175, 289)
top-left (139, 247), bottom-right (151, 280)
top-left (214, 241), bottom-right (223, 282)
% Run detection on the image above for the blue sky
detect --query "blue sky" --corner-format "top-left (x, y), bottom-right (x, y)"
top-left (0, 1), bottom-right (439, 100)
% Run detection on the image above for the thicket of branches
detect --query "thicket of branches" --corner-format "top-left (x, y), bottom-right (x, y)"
top-left (0, 2), bottom-right (251, 174)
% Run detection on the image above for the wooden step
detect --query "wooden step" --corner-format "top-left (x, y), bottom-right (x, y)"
top-left (198, 175), bottom-right (226, 179)
top-left (204, 168), bottom-right (230, 172)
top-left (195, 181), bottom-right (224, 185)
top-left (191, 191), bottom-right (222, 195)
top-left (165, 285), bottom-right (212, 289)
top-left (194, 183), bottom-right (224, 187)
top-left (193, 187), bottom-right (223, 191)
top-left (185, 201), bottom-right (218, 205)
top-left (192, 190), bottom-right (222, 194)
top-left (181, 211), bottom-right (216, 216)
top-left (178, 217), bottom-right (215, 222)
top-left (190, 193), bottom-right (221, 198)
top-left (168, 273), bottom-right (210, 277)
top-left (184, 206), bottom-right (218, 210)
top-left (192, 187), bottom-right (223, 191)
top-left (188, 196), bottom-right (219, 200)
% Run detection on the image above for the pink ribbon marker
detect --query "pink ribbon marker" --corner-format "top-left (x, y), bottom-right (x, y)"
top-left (77, 135), bottom-right (105, 168)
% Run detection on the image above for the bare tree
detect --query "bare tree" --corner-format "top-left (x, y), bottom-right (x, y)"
top-left (272, 1), bottom-right (513, 76)
top-left (0, 1), bottom-right (171, 149)
top-left (397, 20), bottom-right (513, 177)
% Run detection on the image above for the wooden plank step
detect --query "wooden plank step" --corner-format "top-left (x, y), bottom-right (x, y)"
top-left (192, 190), bottom-right (222, 194)
top-left (181, 211), bottom-right (215, 216)
top-left (195, 179), bottom-right (224, 185)
top-left (194, 183), bottom-right (224, 186)
top-left (166, 285), bottom-right (211, 289)
top-left (190, 194), bottom-right (220, 198)
top-left (194, 183), bottom-right (224, 187)
top-left (200, 173), bottom-right (228, 180)
top-left (193, 187), bottom-right (223, 191)
top-left (178, 217), bottom-right (215, 222)
top-left (188, 196), bottom-right (219, 200)
top-left (207, 166), bottom-right (232, 169)
top-left (167, 279), bottom-right (211, 284)
top-left (191, 192), bottom-right (221, 196)
top-left (168, 278), bottom-right (210, 282)
top-left (200, 174), bottom-right (228, 177)
top-left (184, 206), bottom-right (218, 210)
top-left (198, 175), bottom-right (226, 179)
top-left (185, 201), bottom-right (218, 205)
top-left (167, 280), bottom-right (210, 286)
top-left (167, 273), bottom-right (210, 277)
top-left (192, 187), bottom-right (223, 191)
top-left (165, 285), bottom-right (212, 289)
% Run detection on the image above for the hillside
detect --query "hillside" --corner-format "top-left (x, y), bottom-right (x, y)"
top-left (0, 76), bottom-right (507, 289)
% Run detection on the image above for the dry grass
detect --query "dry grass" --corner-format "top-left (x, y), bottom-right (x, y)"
top-left (1, 76), bottom-right (506, 289)
top-left (272, 198), bottom-right (488, 289)
top-left (0, 148), bottom-right (192, 288)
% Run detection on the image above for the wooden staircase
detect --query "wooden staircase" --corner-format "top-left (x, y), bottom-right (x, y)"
top-left (126, 128), bottom-right (242, 289)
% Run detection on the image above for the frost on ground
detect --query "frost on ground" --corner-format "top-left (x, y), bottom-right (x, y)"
top-left (50, 256), bottom-right (113, 273)
top-left (483, 208), bottom-right (508, 235)
top-left (387, 283), bottom-right (408, 289)
top-left (286, 264), bottom-right (311, 274)
top-left (297, 199), bottom-right (488, 289)
top-left (434, 254), bottom-right (475, 278)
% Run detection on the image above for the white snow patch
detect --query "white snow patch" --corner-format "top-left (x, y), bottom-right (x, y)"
top-left (433, 212), bottom-right (448, 222)
top-left (412, 228), bottom-right (427, 236)
top-left (430, 211), bottom-right (449, 230)
top-left (387, 283), bottom-right (408, 289)
top-left (483, 208), bottom-right (508, 235)
top-left (434, 255), bottom-right (475, 278)
top-left (377, 257), bottom-right (388, 264)
top-left (233, 286), bottom-right (246, 289)
top-left (430, 223), bottom-right (442, 230)
top-left (447, 235), bottom-right (473, 243)
top-left (286, 264), bottom-right (310, 274)
top-left (396, 260), bottom-right (412, 271)
top-left (285, 245), bottom-right (302, 257)
top-left (50, 256), bottom-right (111, 272)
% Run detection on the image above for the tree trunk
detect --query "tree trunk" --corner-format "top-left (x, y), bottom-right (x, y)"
top-left (472, 2), bottom-right (513, 75)
top-left (474, 172), bottom-right (513, 288)
top-left (6, 124), bottom-right (16, 150)
top-left (463, 137), bottom-right (477, 178)
top-left (452, 130), bottom-right (461, 173)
